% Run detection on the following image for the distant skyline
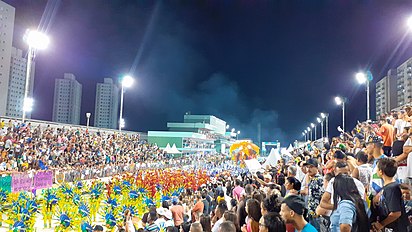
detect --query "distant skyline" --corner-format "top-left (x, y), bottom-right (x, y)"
top-left (5, 0), bottom-right (412, 144)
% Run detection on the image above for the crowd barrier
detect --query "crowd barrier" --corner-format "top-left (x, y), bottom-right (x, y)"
top-left (0, 170), bottom-right (53, 193)
top-left (0, 160), bottom-right (200, 193)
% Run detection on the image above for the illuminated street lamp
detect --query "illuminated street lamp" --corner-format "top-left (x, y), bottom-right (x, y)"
top-left (304, 129), bottom-right (308, 142)
top-left (356, 71), bottom-right (372, 120)
top-left (311, 123), bottom-right (316, 140)
top-left (317, 117), bottom-right (322, 139)
top-left (321, 112), bottom-right (329, 139)
top-left (335, 96), bottom-right (346, 133)
top-left (86, 112), bottom-right (91, 131)
top-left (226, 124), bottom-right (230, 129)
top-left (407, 16), bottom-right (412, 30)
top-left (307, 127), bottom-right (311, 141)
top-left (22, 29), bottom-right (49, 122)
top-left (119, 75), bottom-right (134, 131)
top-left (23, 98), bottom-right (34, 113)
top-left (237, 130), bottom-right (240, 139)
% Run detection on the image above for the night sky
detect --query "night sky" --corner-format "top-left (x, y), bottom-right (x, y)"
top-left (5, 0), bottom-right (412, 145)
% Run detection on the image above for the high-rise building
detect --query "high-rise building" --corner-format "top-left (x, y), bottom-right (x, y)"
top-left (6, 47), bottom-right (35, 118)
top-left (94, 78), bottom-right (119, 129)
top-left (396, 57), bottom-right (412, 107)
top-left (0, 1), bottom-right (15, 116)
top-left (52, 73), bottom-right (82, 124)
top-left (375, 69), bottom-right (397, 119)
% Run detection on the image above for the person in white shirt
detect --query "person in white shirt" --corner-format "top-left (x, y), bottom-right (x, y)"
top-left (394, 110), bottom-right (411, 137)
top-left (212, 202), bottom-right (227, 232)
top-left (320, 161), bottom-right (365, 211)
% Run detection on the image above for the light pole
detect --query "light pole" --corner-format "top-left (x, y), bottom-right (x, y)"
top-left (407, 16), bottom-right (412, 30)
top-left (307, 127), bottom-right (311, 141)
top-left (311, 123), bottom-right (316, 140)
top-left (317, 117), bottom-right (322, 138)
top-left (302, 132), bottom-right (305, 141)
top-left (356, 72), bottom-right (372, 121)
top-left (305, 130), bottom-right (308, 142)
top-left (237, 130), bottom-right (240, 140)
top-left (321, 113), bottom-right (329, 139)
top-left (335, 96), bottom-right (346, 133)
top-left (86, 112), bottom-right (91, 131)
top-left (119, 75), bottom-right (134, 131)
top-left (22, 30), bottom-right (49, 122)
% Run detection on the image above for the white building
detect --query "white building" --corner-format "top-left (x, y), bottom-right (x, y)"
top-left (0, 1), bottom-right (15, 116)
top-left (6, 47), bottom-right (34, 118)
top-left (396, 57), bottom-right (412, 107)
top-left (52, 73), bottom-right (82, 124)
top-left (375, 69), bottom-right (397, 119)
top-left (94, 78), bottom-right (119, 129)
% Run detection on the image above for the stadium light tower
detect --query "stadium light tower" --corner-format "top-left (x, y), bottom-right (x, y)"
top-left (407, 16), bottom-right (412, 31)
top-left (321, 113), bottom-right (329, 139)
top-left (317, 117), bottom-right (323, 139)
top-left (119, 75), bottom-right (134, 131)
top-left (356, 72), bottom-right (372, 120)
top-left (335, 96), bottom-right (346, 133)
top-left (22, 29), bottom-right (49, 122)
top-left (311, 123), bottom-right (316, 140)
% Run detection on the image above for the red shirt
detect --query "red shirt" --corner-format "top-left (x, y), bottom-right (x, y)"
top-left (379, 123), bottom-right (394, 147)
top-left (170, 205), bottom-right (184, 226)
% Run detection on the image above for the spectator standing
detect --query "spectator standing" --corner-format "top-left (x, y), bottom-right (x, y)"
top-left (379, 118), bottom-right (394, 156)
top-left (170, 198), bottom-right (184, 228)
top-left (232, 179), bottom-right (244, 202)
top-left (352, 151), bottom-right (372, 189)
top-left (372, 158), bottom-right (409, 232)
top-left (259, 212), bottom-right (286, 232)
top-left (241, 199), bottom-right (261, 232)
top-left (211, 202), bottom-right (227, 232)
top-left (191, 194), bottom-right (204, 222)
top-left (280, 195), bottom-right (317, 232)
top-left (329, 174), bottom-right (369, 232)
top-left (300, 158), bottom-right (323, 231)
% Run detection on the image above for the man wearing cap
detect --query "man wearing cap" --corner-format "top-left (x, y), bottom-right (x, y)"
top-left (156, 207), bottom-right (174, 229)
top-left (280, 195), bottom-right (317, 232)
top-left (300, 158), bottom-right (323, 231)
top-left (366, 135), bottom-right (387, 196)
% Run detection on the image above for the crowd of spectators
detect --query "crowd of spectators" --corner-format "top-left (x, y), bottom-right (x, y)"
top-left (0, 119), bottom-right (180, 177)
top-left (3, 107), bottom-right (412, 232)
top-left (126, 108), bottom-right (412, 232)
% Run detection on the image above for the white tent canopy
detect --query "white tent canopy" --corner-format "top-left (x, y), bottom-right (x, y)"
top-left (264, 148), bottom-right (281, 167)
top-left (287, 144), bottom-right (294, 152)
top-left (163, 143), bottom-right (172, 153)
top-left (170, 144), bottom-right (182, 154)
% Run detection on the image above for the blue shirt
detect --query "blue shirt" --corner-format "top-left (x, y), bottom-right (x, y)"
top-left (298, 223), bottom-right (318, 232)
top-left (330, 200), bottom-right (356, 232)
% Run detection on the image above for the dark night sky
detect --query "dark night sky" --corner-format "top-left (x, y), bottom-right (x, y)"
top-left (5, 0), bottom-right (412, 145)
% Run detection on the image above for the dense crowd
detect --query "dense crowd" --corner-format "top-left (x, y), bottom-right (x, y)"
top-left (112, 109), bottom-right (412, 232)
top-left (0, 119), bottom-right (182, 176)
top-left (3, 107), bottom-right (412, 232)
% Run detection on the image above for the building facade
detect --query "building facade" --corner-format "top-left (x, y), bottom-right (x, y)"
top-left (396, 57), bottom-right (412, 107)
top-left (94, 78), bottom-right (119, 129)
top-left (52, 73), bottom-right (82, 124)
top-left (375, 69), bottom-right (396, 119)
top-left (0, 1), bottom-right (15, 116)
top-left (6, 47), bottom-right (34, 118)
top-left (148, 114), bottom-right (234, 154)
